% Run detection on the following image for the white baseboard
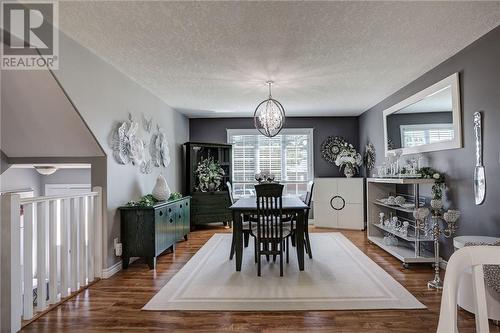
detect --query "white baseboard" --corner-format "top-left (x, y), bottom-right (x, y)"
top-left (102, 260), bottom-right (122, 279)
top-left (102, 257), bottom-right (138, 278)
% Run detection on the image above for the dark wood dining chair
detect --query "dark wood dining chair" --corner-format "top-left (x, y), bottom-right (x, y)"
top-left (302, 181), bottom-right (314, 258)
top-left (252, 183), bottom-right (291, 277)
top-left (228, 181), bottom-right (253, 260)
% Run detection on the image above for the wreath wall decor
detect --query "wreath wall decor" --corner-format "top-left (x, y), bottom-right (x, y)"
top-left (321, 136), bottom-right (348, 164)
top-left (364, 142), bottom-right (376, 171)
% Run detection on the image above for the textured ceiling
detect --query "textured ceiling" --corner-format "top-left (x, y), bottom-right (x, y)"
top-left (58, 1), bottom-right (500, 117)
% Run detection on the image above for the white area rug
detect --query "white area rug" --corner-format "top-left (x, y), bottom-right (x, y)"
top-left (143, 233), bottom-right (425, 311)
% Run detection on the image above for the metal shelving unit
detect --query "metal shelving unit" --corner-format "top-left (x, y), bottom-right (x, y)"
top-left (367, 177), bottom-right (436, 266)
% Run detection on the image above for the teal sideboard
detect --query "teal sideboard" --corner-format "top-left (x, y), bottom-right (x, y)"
top-left (119, 197), bottom-right (190, 269)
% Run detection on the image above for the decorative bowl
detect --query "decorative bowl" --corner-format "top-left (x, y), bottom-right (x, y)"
top-left (413, 207), bottom-right (430, 220)
top-left (431, 199), bottom-right (443, 210)
top-left (395, 196), bottom-right (406, 206)
top-left (386, 196), bottom-right (396, 205)
top-left (443, 210), bottom-right (461, 223)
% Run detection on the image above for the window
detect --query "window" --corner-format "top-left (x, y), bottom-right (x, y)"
top-left (227, 128), bottom-right (313, 198)
top-left (400, 124), bottom-right (454, 148)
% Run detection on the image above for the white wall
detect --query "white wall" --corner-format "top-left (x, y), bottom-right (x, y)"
top-left (52, 32), bottom-right (190, 268)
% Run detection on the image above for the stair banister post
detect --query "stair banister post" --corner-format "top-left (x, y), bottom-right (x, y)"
top-left (93, 186), bottom-right (103, 278)
top-left (1, 193), bottom-right (22, 332)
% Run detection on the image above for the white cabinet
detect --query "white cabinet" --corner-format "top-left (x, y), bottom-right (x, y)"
top-left (313, 177), bottom-right (364, 230)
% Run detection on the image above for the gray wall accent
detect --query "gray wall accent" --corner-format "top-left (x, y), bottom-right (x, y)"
top-left (387, 111), bottom-right (453, 148)
top-left (1, 67), bottom-right (104, 158)
top-left (359, 26), bottom-right (500, 260)
top-left (52, 32), bottom-right (189, 268)
top-left (0, 168), bottom-right (42, 196)
top-left (40, 168), bottom-right (91, 195)
top-left (0, 167), bottom-right (91, 197)
top-left (0, 151), bottom-right (9, 174)
top-left (190, 117), bottom-right (359, 177)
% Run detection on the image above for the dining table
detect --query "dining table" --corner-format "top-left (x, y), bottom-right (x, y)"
top-left (229, 196), bottom-right (309, 272)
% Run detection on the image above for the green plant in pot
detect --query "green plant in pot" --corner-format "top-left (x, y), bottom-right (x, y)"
top-left (195, 157), bottom-right (225, 192)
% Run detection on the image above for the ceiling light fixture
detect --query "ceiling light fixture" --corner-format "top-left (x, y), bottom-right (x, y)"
top-left (253, 81), bottom-right (285, 137)
top-left (34, 165), bottom-right (58, 176)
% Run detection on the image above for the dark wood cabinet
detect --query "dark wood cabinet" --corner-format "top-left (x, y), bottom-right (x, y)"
top-left (119, 197), bottom-right (190, 269)
top-left (184, 142), bottom-right (232, 227)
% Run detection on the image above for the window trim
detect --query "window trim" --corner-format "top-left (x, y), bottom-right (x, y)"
top-left (226, 128), bottom-right (314, 196)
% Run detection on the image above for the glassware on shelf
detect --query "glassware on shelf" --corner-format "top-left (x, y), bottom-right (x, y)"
top-left (379, 212), bottom-right (385, 225)
top-left (401, 221), bottom-right (410, 236)
top-left (383, 234), bottom-right (399, 246)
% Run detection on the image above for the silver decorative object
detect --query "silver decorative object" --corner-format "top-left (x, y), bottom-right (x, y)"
top-left (364, 142), bottom-right (376, 171)
top-left (150, 126), bottom-right (171, 168)
top-left (253, 81), bottom-right (285, 138)
top-left (152, 174), bottom-right (171, 201)
top-left (428, 208), bottom-right (461, 289)
top-left (111, 117), bottom-right (143, 165)
top-left (321, 136), bottom-right (347, 164)
top-left (430, 199), bottom-right (443, 210)
top-left (129, 135), bottom-right (145, 165)
top-left (395, 196), bottom-right (406, 206)
top-left (140, 160), bottom-right (152, 174)
top-left (142, 114), bottom-right (153, 133)
top-left (473, 111), bottom-right (486, 205)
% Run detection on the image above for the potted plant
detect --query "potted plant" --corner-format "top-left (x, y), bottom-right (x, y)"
top-left (195, 157), bottom-right (225, 192)
top-left (334, 143), bottom-right (362, 177)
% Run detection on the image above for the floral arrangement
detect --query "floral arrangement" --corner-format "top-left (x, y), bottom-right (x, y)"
top-left (168, 192), bottom-right (183, 201)
top-left (418, 167), bottom-right (445, 200)
top-left (195, 157), bottom-right (225, 192)
top-left (126, 194), bottom-right (159, 207)
top-left (334, 142), bottom-right (362, 177)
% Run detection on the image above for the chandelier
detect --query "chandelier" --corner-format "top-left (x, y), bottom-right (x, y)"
top-left (253, 81), bottom-right (286, 137)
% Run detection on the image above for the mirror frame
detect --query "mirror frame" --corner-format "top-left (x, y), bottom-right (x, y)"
top-left (383, 73), bottom-right (462, 156)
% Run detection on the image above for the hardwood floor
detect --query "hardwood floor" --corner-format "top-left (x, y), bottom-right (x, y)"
top-left (23, 226), bottom-right (498, 333)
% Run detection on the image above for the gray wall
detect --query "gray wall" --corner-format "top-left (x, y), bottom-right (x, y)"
top-left (0, 168), bottom-right (42, 196)
top-left (0, 151), bottom-right (9, 174)
top-left (359, 26), bottom-right (500, 259)
top-left (40, 168), bottom-right (91, 195)
top-left (190, 117), bottom-right (359, 177)
top-left (0, 167), bottom-right (91, 197)
top-left (52, 32), bottom-right (190, 268)
top-left (1, 65), bottom-right (104, 158)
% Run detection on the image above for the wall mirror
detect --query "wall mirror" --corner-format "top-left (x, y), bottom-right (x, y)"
top-left (383, 73), bottom-right (462, 156)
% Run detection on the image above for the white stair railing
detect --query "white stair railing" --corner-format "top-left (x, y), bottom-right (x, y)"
top-left (0, 186), bottom-right (103, 332)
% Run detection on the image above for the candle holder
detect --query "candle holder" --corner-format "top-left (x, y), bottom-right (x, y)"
top-left (427, 205), bottom-right (461, 289)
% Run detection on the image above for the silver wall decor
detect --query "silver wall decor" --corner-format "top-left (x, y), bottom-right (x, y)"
top-left (142, 113), bottom-right (153, 133)
top-left (111, 113), bottom-right (171, 173)
top-left (473, 111), bottom-right (486, 205)
top-left (111, 115), bottom-right (140, 165)
top-left (321, 136), bottom-right (347, 164)
top-left (150, 126), bottom-right (171, 168)
top-left (364, 142), bottom-right (376, 171)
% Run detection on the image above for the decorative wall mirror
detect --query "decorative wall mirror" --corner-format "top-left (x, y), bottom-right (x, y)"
top-left (383, 73), bottom-right (462, 156)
